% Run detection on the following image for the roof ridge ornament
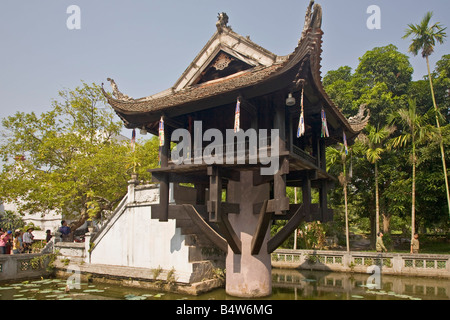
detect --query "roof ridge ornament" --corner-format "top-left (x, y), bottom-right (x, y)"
top-left (300, 1), bottom-right (322, 40)
top-left (216, 12), bottom-right (230, 32)
top-left (106, 78), bottom-right (134, 101)
top-left (348, 104), bottom-right (371, 132)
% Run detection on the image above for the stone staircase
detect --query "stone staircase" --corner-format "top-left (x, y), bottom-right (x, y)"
top-left (162, 202), bottom-right (226, 282)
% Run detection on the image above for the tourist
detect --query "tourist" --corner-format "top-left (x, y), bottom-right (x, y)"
top-left (46, 229), bottom-right (52, 242)
top-left (12, 231), bottom-right (22, 254)
top-left (0, 231), bottom-right (12, 254)
top-left (376, 232), bottom-right (388, 253)
top-left (15, 229), bottom-right (23, 253)
top-left (59, 220), bottom-right (71, 242)
top-left (410, 233), bottom-right (420, 254)
top-left (22, 228), bottom-right (34, 253)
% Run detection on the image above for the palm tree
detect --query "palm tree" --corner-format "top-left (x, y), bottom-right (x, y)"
top-left (360, 124), bottom-right (394, 235)
top-left (389, 99), bottom-right (434, 241)
top-left (327, 144), bottom-right (350, 252)
top-left (403, 11), bottom-right (449, 216)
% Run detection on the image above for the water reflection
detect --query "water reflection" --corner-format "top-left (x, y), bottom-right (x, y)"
top-left (0, 269), bottom-right (448, 300)
top-left (272, 268), bottom-right (450, 300)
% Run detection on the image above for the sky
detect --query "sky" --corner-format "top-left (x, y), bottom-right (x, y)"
top-left (0, 0), bottom-right (449, 138)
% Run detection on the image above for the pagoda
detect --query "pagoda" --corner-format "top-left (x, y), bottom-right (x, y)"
top-left (103, 1), bottom-right (368, 297)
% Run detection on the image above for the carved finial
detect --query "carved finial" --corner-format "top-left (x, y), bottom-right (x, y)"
top-left (107, 78), bottom-right (133, 101)
top-left (300, 1), bottom-right (322, 40)
top-left (310, 3), bottom-right (322, 29)
top-left (216, 12), bottom-right (229, 32)
top-left (348, 104), bottom-right (371, 132)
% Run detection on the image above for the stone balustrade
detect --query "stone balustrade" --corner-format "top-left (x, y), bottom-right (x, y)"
top-left (272, 249), bottom-right (450, 278)
top-left (0, 253), bottom-right (52, 281)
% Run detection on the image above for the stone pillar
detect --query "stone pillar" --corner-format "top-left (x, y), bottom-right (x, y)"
top-left (84, 232), bottom-right (92, 264)
top-left (225, 171), bottom-right (272, 298)
top-left (127, 173), bottom-right (139, 204)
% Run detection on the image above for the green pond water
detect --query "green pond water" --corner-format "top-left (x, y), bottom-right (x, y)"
top-left (0, 269), bottom-right (448, 300)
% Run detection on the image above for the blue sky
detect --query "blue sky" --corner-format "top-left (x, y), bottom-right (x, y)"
top-left (0, 0), bottom-right (449, 136)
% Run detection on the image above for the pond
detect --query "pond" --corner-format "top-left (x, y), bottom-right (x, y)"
top-left (0, 268), bottom-right (448, 300)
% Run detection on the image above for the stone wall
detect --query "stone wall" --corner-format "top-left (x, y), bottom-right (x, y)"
top-left (87, 184), bottom-right (195, 283)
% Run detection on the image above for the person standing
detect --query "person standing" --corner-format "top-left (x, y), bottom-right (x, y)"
top-left (12, 231), bottom-right (22, 254)
top-left (59, 220), bottom-right (72, 242)
top-left (22, 228), bottom-right (34, 253)
top-left (45, 230), bottom-right (52, 243)
top-left (0, 231), bottom-right (12, 254)
top-left (376, 232), bottom-right (388, 253)
top-left (410, 233), bottom-right (420, 254)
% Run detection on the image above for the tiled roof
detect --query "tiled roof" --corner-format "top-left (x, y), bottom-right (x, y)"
top-left (102, 2), bottom-right (368, 136)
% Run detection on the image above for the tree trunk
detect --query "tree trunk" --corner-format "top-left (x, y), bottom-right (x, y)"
top-left (411, 133), bottom-right (416, 241)
top-left (370, 211), bottom-right (376, 249)
top-left (382, 212), bottom-right (390, 234)
top-left (69, 208), bottom-right (89, 233)
top-left (427, 56), bottom-right (450, 217)
top-left (344, 180), bottom-right (350, 252)
top-left (375, 162), bottom-right (380, 234)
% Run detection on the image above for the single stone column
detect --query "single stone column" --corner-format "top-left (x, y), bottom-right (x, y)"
top-left (225, 170), bottom-right (272, 298)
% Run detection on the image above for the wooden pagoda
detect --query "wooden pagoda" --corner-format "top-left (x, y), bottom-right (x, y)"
top-left (102, 1), bottom-right (368, 297)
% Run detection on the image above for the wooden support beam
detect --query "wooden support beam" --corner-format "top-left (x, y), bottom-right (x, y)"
top-left (219, 167), bottom-right (241, 182)
top-left (273, 101), bottom-right (286, 152)
top-left (195, 183), bottom-right (206, 205)
top-left (319, 137), bottom-right (326, 169)
top-left (286, 169), bottom-right (317, 182)
top-left (253, 198), bottom-right (289, 214)
top-left (152, 172), bottom-right (209, 185)
top-left (239, 96), bottom-right (257, 118)
top-left (217, 211), bottom-right (242, 254)
top-left (158, 125), bottom-right (171, 222)
top-left (273, 157), bottom-right (289, 215)
top-left (207, 166), bottom-right (222, 222)
top-left (207, 201), bottom-right (240, 215)
top-left (251, 200), bottom-right (270, 255)
top-left (302, 175), bottom-right (312, 221)
top-left (267, 204), bottom-right (306, 253)
top-left (319, 180), bottom-right (328, 221)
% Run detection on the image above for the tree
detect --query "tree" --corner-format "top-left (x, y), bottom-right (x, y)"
top-left (389, 99), bottom-right (435, 240)
top-left (0, 82), bottom-right (152, 233)
top-left (403, 12), bottom-right (449, 216)
top-left (0, 210), bottom-right (25, 232)
top-left (359, 124), bottom-right (394, 235)
top-left (323, 44), bottom-right (412, 126)
top-left (326, 144), bottom-right (351, 251)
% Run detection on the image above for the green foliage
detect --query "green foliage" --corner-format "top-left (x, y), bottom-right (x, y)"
top-left (0, 210), bottom-right (24, 231)
top-left (296, 221), bottom-right (326, 250)
top-left (403, 11), bottom-right (447, 59)
top-left (324, 42), bottom-right (450, 246)
top-left (0, 82), bottom-right (159, 229)
top-left (323, 44), bottom-right (412, 125)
